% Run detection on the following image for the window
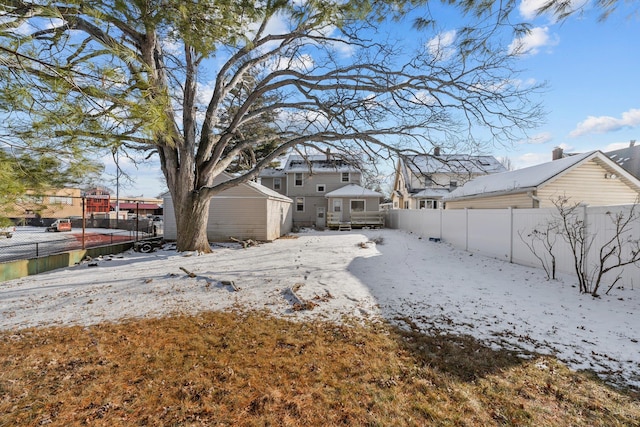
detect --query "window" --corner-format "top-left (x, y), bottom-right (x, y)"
top-left (341, 172), bottom-right (349, 183)
top-left (296, 197), bottom-right (305, 212)
top-left (273, 178), bottom-right (281, 190)
top-left (49, 196), bottom-right (73, 205)
top-left (449, 180), bottom-right (458, 189)
top-left (422, 174), bottom-right (433, 186)
top-left (333, 199), bottom-right (342, 212)
top-left (420, 200), bottom-right (438, 209)
top-left (351, 199), bottom-right (365, 212)
top-left (316, 184), bottom-right (326, 192)
top-left (294, 173), bottom-right (303, 186)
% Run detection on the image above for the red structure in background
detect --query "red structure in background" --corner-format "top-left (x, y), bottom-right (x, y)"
top-left (85, 188), bottom-right (111, 214)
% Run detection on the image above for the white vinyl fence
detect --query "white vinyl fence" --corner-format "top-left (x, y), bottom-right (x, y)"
top-left (386, 205), bottom-right (640, 289)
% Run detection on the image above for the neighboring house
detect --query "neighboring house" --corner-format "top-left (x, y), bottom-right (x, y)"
top-left (552, 140), bottom-right (640, 180)
top-left (163, 172), bottom-right (292, 242)
top-left (0, 188), bottom-right (83, 223)
top-left (606, 141), bottom-right (640, 180)
top-left (259, 153), bottom-right (382, 228)
top-left (110, 195), bottom-right (163, 218)
top-left (444, 151), bottom-right (640, 209)
top-left (84, 187), bottom-right (111, 214)
top-left (392, 149), bottom-right (506, 209)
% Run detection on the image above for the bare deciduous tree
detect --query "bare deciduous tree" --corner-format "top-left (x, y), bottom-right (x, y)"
top-left (1, 1), bottom-right (544, 251)
top-left (529, 197), bottom-right (640, 296)
top-left (519, 222), bottom-right (558, 280)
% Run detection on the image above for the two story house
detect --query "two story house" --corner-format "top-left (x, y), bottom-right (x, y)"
top-left (259, 153), bottom-right (383, 229)
top-left (392, 149), bottom-right (506, 209)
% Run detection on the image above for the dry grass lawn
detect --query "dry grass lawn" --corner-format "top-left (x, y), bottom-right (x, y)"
top-left (1, 311), bottom-right (638, 426)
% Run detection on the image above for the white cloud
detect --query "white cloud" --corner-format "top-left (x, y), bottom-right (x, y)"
top-left (519, 0), bottom-right (589, 21)
top-left (570, 108), bottom-right (640, 137)
top-left (508, 26), bottom-right (558, 56)
top-left (196, 81), bottom-right (216, 106)
top-left (519, 0), bottom-right (549, 20)
top-left (426, 30), bottom-right (457, 61)
top-left (518, 132), bottom-right (553, 145)
top-left (411, 90), bottom-right (436, 106)
top-left (269, 53), bottom-right (315, 73)
top-left (515, 152), bottom-right (550, 169)
top-left (161, 39), bottom-right (183, 56)
top-left (603, 141), bottom-right (635, 151)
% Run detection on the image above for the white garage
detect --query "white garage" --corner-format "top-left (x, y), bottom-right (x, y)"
top-left (163, 174), bottom-right (293, 242)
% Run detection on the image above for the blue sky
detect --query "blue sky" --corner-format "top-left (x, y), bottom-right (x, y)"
top-left (108, 0), bottom-right (640, 197)
top-left (499, 0), bottom-right (640, 167)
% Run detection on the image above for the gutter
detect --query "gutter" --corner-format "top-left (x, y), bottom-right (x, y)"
top-left (444, 186), bottom-right (538, 202)
top-left (527, 191), bottom-right (540, 208)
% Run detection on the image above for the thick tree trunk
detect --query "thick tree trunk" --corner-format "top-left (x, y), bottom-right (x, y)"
top-left (174, 192), bottom-right (213, 253)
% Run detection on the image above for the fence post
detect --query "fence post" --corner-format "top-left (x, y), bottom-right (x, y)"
top-left (508, 207), bottom-right (513, 263)
top-left (465, 208), bottom-right (469, 251)
top-left (582, 204), bottom-right (589, 281)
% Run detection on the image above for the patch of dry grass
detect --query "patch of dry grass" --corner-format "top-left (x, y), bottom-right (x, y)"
top-left (0, 311), bottom-right (638, 426)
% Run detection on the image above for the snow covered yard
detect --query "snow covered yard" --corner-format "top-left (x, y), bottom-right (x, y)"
top-left (0, 228), bottom-right (638, 389)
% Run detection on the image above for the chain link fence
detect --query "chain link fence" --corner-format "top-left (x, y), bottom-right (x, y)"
top-left (0, 219), bottom-right (163, 263)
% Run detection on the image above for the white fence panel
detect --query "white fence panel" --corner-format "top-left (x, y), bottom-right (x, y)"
top-left (586, 205), bottom-right (640, 289)
top-left (441, 209), bottom-right (467, 249)
top-left (512, 208), bottom-right (577, 276)
top-left (467, 209), bottom-right (511, 261)
top-left (385, 204), bottom-right (640, 289)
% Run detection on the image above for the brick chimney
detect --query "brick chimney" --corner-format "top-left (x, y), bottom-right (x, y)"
top-left (552, 147), bottom-right (563, 160)
top-left (326, 147), bottom-right (331, 161)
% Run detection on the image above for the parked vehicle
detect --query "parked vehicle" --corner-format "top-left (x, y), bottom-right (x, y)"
top-left (0, 226), bottom-right (15, 238)
top-left (46, 219), bottom-right (72, 232)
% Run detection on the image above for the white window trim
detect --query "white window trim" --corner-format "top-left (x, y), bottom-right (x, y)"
top-left (295, 196), bottom-right (305, 212)
top-left (273, 177), bottom-right (281, 190)
top-left (341, 172), bottom-right (350, 183)
top-left (294, 173), bottom-right (304, 187)
top-left (316, 184), bottom-right (326, 192)
top-left (333, 199), bottom-right (342, 212)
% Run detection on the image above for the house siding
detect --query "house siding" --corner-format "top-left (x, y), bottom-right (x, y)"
top-left (287, 172), bottom-right (362, 227)
top-left (260, 176), bottom-right (287, 195)
top-left (536, 160), bottom-right (640, 206)
top-left (445, 193), bottom-right (535, 209)
top-left (327, 196), bottom-right (380, 216)
top-left (206, 197), bottom-right (268, 241)
top-left (266, 197), bottom-right (293, 240)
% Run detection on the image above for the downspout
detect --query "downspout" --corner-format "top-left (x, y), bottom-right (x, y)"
top-left (527, 191), bottom-right (540, 208)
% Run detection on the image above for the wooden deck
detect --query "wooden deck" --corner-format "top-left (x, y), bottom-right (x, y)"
top-left (327, 211), bottom-right (384, 230)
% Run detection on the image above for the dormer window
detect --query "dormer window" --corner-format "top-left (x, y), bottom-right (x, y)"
top-left (449, 180), bottom-right (458, 189)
